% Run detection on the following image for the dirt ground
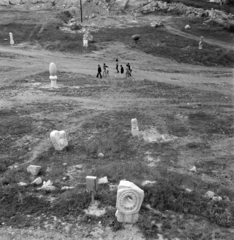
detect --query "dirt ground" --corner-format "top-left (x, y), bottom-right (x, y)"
top-left (0, 5), bottom-right (234, 240)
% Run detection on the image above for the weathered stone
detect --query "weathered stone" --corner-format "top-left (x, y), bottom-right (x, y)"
top-left (17, 182), bottom-right (28, 187)
top-left (50, 130), bottom-right (68, 150)
top-left (27, 165), bottom-right (41, 176)
top-left (32, 177), bottom-right (42, 185)
top-left (98, 176), bottom-right (108, 184)
top-left (204, 191), bottom-right (215, 199)
top-left (38, 180), bottom-right (56, 191)
top-left (115, 180), bottom-right (144, 223)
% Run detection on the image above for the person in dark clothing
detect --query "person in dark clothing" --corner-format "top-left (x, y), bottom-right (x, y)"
top-left (116, 59), bottom-right (119, 73)
top-left (120, 65), bottom-right (124, 74)
top-left (126, 63), bottom-right (132, 76)
top-left (96, 65), bottom-right (102, 78)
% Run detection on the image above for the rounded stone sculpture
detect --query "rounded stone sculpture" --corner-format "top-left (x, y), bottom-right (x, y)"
top-left (49, 62), bottom-right (58, 88)
top-left (131, 118), bottom-right (139, 137)
top-left (9, 32), bottom-right (14, 45)
top-left (132, 34), bottom-right (140, 43)
top-left (115, 180), bottom-right (144, 223)
top-left (50, 130), bottom-right (68, 151)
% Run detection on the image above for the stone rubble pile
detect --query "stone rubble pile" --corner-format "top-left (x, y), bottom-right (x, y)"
top-left (138, 0), bottom-right (233, 21)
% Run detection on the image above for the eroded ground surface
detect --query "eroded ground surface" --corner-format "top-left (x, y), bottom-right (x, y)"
top-left (0, 6), bottom-right (234, 240)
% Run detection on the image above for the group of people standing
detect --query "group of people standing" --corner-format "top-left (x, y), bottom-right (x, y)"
top-left (96, 59), bottom-right (132, 79)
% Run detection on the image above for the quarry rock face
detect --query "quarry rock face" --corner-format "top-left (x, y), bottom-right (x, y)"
top-left (0, 0), bottom-right (9, 6)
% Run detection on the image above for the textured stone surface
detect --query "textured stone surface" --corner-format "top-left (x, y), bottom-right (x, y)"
top-left (27, 165), bottom-right (41, 176)
top-left (50, 130), bottom-right (68, 151)
top-left (115, 180), bottom-right (144, 223)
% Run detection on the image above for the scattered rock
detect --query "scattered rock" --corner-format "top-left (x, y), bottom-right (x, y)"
top-left (84, 201), bottom-right (106, 216)
top-left (38, 180), bottom-right (56, 191)
top-left (27, 165), bottom-right (41, 176)
top-left (189, 166), bottom-right (197, 172)
top-left (212, 196), bottom-right (222, 201)
top-left (185, 188), bottom-right (192, 193)
top-left (98, 153), bottom-right (104, 158)
top-left (70, 23), bottom-right (82, 31)
top-left (184, 24), bottom-right (190, 30)
top-left (31, 177), bottom-right (42, 185)
top-left (141, 180), bottom-right (156, 186)
top-left (61, 186), bottom-right (74, 191)
top-left (74, 164), bottom-right (83, 170)
top-left (204, 191), bottom-right (215, 199)
top-left (132, 34), bottom-right (140, 43)
top-left (98, 176), bottom-right (108, 184)
top-left (17, 182), bottom-right (28, 187)
top-left (150, 21), bottom-right (163, 28)
top-left (63, 163), bottom-right (68, 166)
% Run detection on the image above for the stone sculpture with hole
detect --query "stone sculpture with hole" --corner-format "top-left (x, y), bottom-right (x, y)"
top-left (115, 180), bottom-right (144, 223)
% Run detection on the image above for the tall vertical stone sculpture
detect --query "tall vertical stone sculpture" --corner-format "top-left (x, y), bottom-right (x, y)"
top-left (131, 118), bottom-right (139, 136)
top-left (115, 180), bottom-right (144, 223)
top-left (9, 32), bottom-right (14, 45)
top-left (49, 62), bottom-right (58, 88)
top-left (50, 130), bottom-right (68, 151)
top-left (199, 36), bottom-right (203, 50)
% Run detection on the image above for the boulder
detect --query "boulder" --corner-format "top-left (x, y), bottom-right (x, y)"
top-left (98, 176), bottom-right (108, 184)
top-left (27, 165), bottom-right (41, 176)
top-left (204, 191), bottom-right (215, 199)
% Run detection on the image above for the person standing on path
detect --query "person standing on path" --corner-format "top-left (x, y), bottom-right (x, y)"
top-left (127, 63), bottom-right (132, 76)
top-left (116, 59), bottom-right (119, 74)
top-left (96, 65), bottom-right (102, 78)
top-left (103, 63), bottom-right (107, 77)
top-left (125, 64), bottom-right (130, 77)
top-left (120, 65), bottom-right (124, 77)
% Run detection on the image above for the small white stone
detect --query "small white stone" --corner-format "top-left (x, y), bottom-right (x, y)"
top-left (38, 180), bottom-right (56, 191)
top-left (31, 177), bottom-right (42, 185)
top-left (74, 164), bottom-right (83, 170)
top-left (98, 153), bottom-right (104, 158)
top-left (17, 182), bottom-right (28, 187)
top-left (204, 191), bottom-right (215, 199)
top-left (184, 24), bottom-right (190, 29)
top-left (212, 196), bottom-right (222, 201)
top-left (185, 188), bottom-right (192, 193)
top-left (61, 186), bottom-right (74, 190)
top-left (189, 166), bottom-right (197, 172)
top-left (27, 165), bottom-right (41, 176)
top-left (98, 176), bottom-right (108, 184)
top-left (141, 180), bottom-right (156, 186)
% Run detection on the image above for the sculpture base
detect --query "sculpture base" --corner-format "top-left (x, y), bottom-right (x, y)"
top-left (131, 129), bottom-right (140, 137)
top-left (50, 76), bottom-right (58, 88)
top-left (115, 210), bottom-right (139, 224)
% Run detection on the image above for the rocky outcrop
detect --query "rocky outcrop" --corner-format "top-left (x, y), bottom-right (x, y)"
top-left (138, 0), bottom-right (233, 21)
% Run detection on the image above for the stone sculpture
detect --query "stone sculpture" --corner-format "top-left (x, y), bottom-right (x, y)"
top-left (115, 180), bottom-right (144, 223)
top-left (50, 130), bottom-right (68, 151)
top-left (131, 118), bottom-right (139, 136)
top-left (199, 36), bottom-right (203, 50)
top-left (49, 62), bottom-right (58, 88)
top-left (9, 32), bottom-right (14, 45)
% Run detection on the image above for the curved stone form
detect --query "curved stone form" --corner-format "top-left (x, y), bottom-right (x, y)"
top-left (50, 130), bottom-right (68, 151)
top-left (131, 118), bottom-right (139, 137)
top-left (49, 62), bottom-right (58, 88)
top-left (115, 180), bottom-right (144, 223)
top-left (9, 32), bottom-right (14, 45)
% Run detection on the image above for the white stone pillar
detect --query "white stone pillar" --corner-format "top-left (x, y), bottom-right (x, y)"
top-left (9, 32), bottom-right (14, 45)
